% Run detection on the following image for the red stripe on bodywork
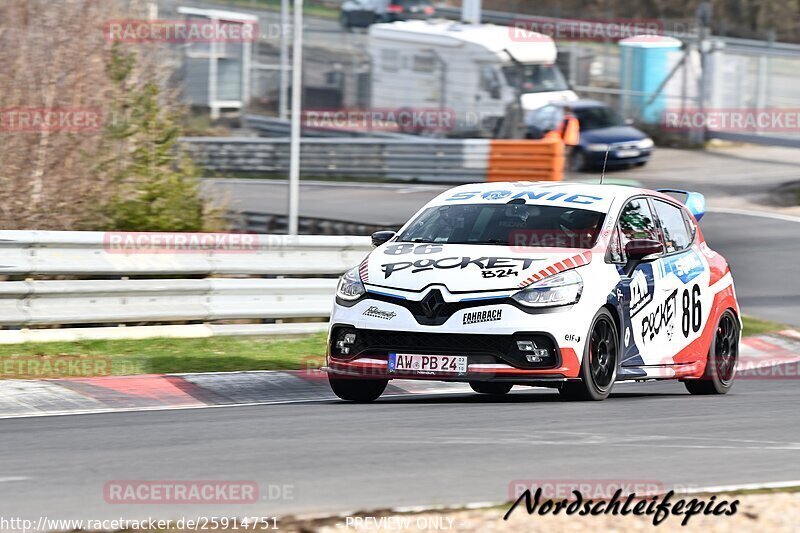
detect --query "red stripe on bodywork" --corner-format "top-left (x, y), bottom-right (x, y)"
top-left (670, 284), bottom-right (739, 376)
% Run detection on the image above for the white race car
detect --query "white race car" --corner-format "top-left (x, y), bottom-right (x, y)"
top-left (325, 182), bottom-right (741, 401)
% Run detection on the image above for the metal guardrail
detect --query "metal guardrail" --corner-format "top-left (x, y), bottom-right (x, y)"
top-left (0, 231), bottom-right (370, 276)
top-left (705, 131), bottom-right (800, 149)
top-left (0, 231), bottom-right (372, 341)
top-left (182, 136), bottom-right (490, 182)
top-left (224, 211), bottom-right (399, 235)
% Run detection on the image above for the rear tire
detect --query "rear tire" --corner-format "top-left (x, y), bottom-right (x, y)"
top-left (559, 308), bottom-right (618, 401)
top-left (469, 382), bottom-right (513, 395)
top-left (685, 310), bottom-right (738, 395)
top-left (339, 12), bottom-right (351, 30)
top-left (329, 375), bottom-right (387, 402)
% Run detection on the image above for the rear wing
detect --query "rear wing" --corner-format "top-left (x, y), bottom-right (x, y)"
top-left (656, 188), bottom-right (706, 222)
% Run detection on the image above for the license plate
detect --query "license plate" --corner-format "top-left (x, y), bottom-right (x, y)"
top-left (388, 353), bottom-right (468, 375)
top-left (616, 149), bottom-right (640, 158)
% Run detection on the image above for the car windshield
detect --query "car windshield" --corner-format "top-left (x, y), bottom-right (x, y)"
top-left (502, 64), bottom-right (569, 94)
top-left (396, 204), bottom-right (606, 248)
top-left (573, 106), bottom-right (625, 130)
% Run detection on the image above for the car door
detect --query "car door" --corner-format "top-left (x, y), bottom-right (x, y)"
top-left (651, 198), bottom-right (711, 366)
top-left (616, 197), bottom-right (670, 367)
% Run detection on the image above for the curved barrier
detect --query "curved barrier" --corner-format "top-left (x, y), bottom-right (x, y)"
top-left (182, 137), bottom-right (564, 183)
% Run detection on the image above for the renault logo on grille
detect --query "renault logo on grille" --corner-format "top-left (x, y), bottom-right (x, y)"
top-left (420, 289), bottom-right (446, 318)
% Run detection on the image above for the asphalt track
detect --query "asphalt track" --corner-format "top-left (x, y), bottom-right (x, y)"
top-left (0, 369), bottom-right (799, 521)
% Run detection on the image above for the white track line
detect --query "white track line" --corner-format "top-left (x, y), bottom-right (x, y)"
top-left (707, 207), bottom-right (800, 223)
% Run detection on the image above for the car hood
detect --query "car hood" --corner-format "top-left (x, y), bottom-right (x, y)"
top-left (580, 126), bottom-right (647, 144)
top-left (363, 244), bottom-right (592, 293)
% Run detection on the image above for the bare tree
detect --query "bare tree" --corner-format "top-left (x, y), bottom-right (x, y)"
top-left (0, 0), bottom-right (184, 230)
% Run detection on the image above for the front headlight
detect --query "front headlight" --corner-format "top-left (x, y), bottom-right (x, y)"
top-left (638, 137), bottom-right (654, 149)
top-left (587, 143), bottom-right (610, 152)
top-left (511, 269), bottom-right (583, 308)
top-left (336, 267), bottom-right (366, 301)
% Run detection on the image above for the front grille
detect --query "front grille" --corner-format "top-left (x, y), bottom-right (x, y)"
top-left (366, 292), bottom-right (508, 326)
top-left (330, 326), bottom-right (560, 369)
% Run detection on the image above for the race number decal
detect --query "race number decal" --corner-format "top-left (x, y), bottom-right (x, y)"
top-left (681, 284), bottom-right (702, 338)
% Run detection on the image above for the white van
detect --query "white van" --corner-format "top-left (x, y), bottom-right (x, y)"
top-left (368, 20), bottom-right (577, 136)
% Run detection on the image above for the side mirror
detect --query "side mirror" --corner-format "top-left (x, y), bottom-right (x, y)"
top-left (625, 238), bottom-right (663, 261)
top-left (624, 238), bottom-right (663, 276)
top-left (371, 231), bottom-right (396, 247)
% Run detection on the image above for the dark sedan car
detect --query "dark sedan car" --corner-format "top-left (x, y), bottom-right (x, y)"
top-left (340, 0), bottom-right (434, 29)
top-left (526, 100), bottom-right (654, 172)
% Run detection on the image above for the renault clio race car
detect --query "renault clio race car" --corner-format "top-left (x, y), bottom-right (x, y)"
top-left (325, 182), bottom-right (741, 401)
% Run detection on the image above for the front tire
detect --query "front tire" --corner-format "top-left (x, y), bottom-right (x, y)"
top-left (559, 308), bottom-right (618, 401)
top-left (570, 149), bottom-right (587, 172)
top-left (470, 382), bottom-right (513, 395)
top-left (685, 310), bottom-right (738, 395)
top-left (329, 375), bottom-right (387, 402)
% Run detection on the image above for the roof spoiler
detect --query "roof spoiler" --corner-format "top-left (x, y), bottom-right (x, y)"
top-left (656, 188), bottom-right (706, 222)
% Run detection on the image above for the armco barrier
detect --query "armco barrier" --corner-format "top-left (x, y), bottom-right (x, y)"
top-left (182, 137), bottom-right (563, 183)
top-left (0, 231), bottom-right (372, 343)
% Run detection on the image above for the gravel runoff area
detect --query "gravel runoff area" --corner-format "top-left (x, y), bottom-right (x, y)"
top-left (274, 491), bottom-right (800, 533)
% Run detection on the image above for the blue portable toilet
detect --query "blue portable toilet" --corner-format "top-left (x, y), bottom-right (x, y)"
top-left (619, 36), bottom-right (682, 124)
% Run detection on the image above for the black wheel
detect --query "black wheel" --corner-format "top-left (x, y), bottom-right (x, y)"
top-left (560, 309), bottom-right (618, 401)
top-left (329, 375), bottom-right (387, 402)
top-left (339, 12), bottom-right (351, 29)
top-left (570, 149), bottom-right (587, 172)
top-left (635, 161), bottom-right (647, 167)
top-left (685, 310), bottom-right (739, 395)
top-left (470, 382), bottom-right (513, 395)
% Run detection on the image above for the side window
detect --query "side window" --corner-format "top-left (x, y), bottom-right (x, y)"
top-left (412, 54), bottom-right (436, 73)
top-left (618, 198), bottom-right (660, 249)
top-left (479, 66), bottom-right (502, 99)
top-left (607, 225), bottom-right (624, 263)
top-left (653, 200), bottom-right (692, 253)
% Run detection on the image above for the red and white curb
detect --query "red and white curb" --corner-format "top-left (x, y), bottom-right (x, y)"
top-left (0, 332), bottom-right (797, 420)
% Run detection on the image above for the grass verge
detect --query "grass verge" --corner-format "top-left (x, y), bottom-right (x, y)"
top-left (0, 333), bottom-right (327, 378)
top-left (741, 315), bottom-right (788, 337)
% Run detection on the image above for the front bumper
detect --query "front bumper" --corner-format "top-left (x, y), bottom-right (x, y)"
top-left (326, 324), bottom-right (582, 383)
